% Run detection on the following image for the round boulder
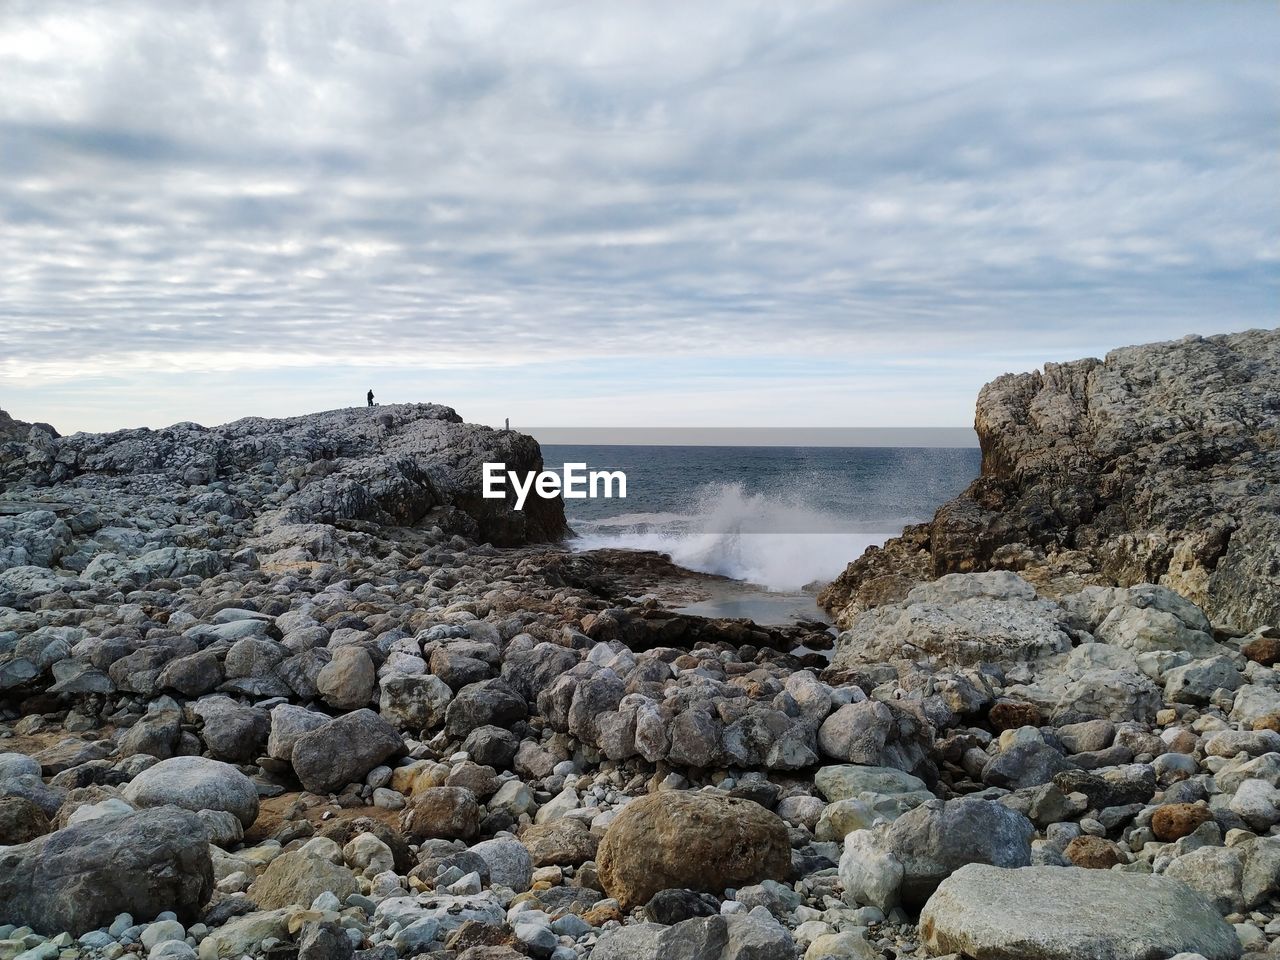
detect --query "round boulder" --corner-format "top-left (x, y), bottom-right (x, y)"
top-left (596, 790), bottom-right (791, 909)
top-left (122, 756), bottom-right (260, 828)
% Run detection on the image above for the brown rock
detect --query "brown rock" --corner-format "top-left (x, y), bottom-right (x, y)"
top-left (988, 700), bottom-right (1042, 732)
top-left (0, 796), bottom-right (51, 844)
top-left (595, 790), bottom-right (791, 909)
top-left (247, 850), bottom-right (359, 909)
top-left (520, 818), bottom-right (600, 867)
top-left (400, 786), bottom-right (480, 842)
top-left (1150, 803), bottom-right (1214, 842)
top-left (1242, 634), bottom-right (1280, 666)
top-left (1064, 835), bottom-right (1127, 869)
top-left (1253, 714), bottom-right (1280, 734)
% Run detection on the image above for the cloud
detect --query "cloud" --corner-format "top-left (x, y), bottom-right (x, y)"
top-left (0, 0), bottom-right (1276, 431)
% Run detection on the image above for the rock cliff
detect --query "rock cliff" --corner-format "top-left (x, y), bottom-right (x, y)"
top-left (820, 328), bottom-right (1280, 632)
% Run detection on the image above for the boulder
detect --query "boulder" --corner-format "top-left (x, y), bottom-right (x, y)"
top-left (0, 796), bottom-right (51, 844)
top-left (816, 700), bottom-right (936, 785)
top-left (919, 863), bottom-right (1241, 960)
top-left (316, 646), bottom-right (376, 710)
top-left (883, 798), bottom-right (1034, 906)
top-left (291, 709), bottom-right (403, 794)
top-left (122, 756), bottom-right (260, 827)
top-left (401, 786), bottom-right (481, 842)
top-left (596, 791), bottom-right (791, 909)
top-left (0, 806), bottom-right (213, 935)
top-left (592, 912), bottom-right (796, 960)
top-left (246, 850), bottom-right (360, 910)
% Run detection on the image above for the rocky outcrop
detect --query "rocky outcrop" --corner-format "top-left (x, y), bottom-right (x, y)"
top-left (821, 329), bottom-right (1280, 632)
top-left (0, 402), bottom-right (566, 552)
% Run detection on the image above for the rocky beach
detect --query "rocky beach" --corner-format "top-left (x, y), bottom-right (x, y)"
top-left (1, 329), bottom-right (1278, 960)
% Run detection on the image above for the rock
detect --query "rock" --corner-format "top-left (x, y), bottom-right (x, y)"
top-left (468, 836), bottom-right (532, 892)
top-left (820, 329), bottom-right (1280, 634)
top-left (519, 817), bottom-right (599, 867)
top-left (644, 889), bottom-right (721, 925)
top-left (814, 765), bottom-right (929, 802)
top-left (297, 920), bottom-right (355, 960)
top-left (0, 796), bottom-right (50, 844)
top-left (195, 908), bottom-right (290, 960)
top-left (596, 791), bottom-right (791, 909)
top-left (920, 863), bottom-right (1241, 960)
top-left (246, 850), bottom-right (360, 910)
top-left (379, 674), bottom-right (453, 732)
top-left (190, 696), bottom-right (269, 763)
top-left (882, 798), bottom-right (1034, 906)
top-left (1164, 846), bottom-right (1245, 915)
top-left (804, 932), bottom-right (880, 959)
top-left (831, 572), bottom-right (1074, 668)
top-left (1063, 835), bottom-right (1127, 869)
top-left (316, 646), bottom-right (376, 710)
top-left (291, 709), bottom-right (403, 794)
top-left (0, 806), bottom-right (213, 935)
top-left (838, 829), bottom-right (904, 911)
top-left (592, 912), bottom-right (796, 960)
top-left (401, 787), bottom-right (480, 842)
top-left (816, 700), bottom-right (936, 785)
top-left (122, 756), bottom-right (260, 828)
top-left (266, 704), bottom-right (330, 761)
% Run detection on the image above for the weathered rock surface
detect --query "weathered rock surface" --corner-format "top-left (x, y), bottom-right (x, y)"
top-left (821, 329), bottom-right (1280, 632)
top-left (597, 791), bottom-right (792, 909)
top-left (121, 755), bottom-right (260, 827)
top-left (920, 863), bottom-right (1242, 960)
top-left (0, 806), bottom-right (213, 935)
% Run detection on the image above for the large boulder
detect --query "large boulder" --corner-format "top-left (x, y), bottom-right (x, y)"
top-left (883, 798), bottom-right (1034, 906)
top-left (920, 864), bottom-right (1241, 960)
top-left (596, 791), bottom-right (791, 909)
top-left (122, 756), bottom-right (260, 827)
top-left (291, 709), bottom-right (403, 794)
top-left (0, 806), bottom-right (213, 935)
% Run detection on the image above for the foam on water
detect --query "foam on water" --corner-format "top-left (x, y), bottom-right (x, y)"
top-left (569, 481), bottom-right (894, 591)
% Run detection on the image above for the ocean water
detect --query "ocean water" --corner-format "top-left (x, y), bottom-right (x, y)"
top-left (541, 445), bottom-right (980, 593)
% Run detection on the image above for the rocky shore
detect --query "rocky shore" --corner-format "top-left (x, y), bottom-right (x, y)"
top-left (1, 330), bottom-right (1278, 960)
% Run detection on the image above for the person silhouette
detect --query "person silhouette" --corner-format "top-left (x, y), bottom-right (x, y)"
top-left (367, 389), bottom-right (374, 407)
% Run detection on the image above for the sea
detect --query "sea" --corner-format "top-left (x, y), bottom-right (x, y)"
top-left (541, 445), bottom-right (980, 616)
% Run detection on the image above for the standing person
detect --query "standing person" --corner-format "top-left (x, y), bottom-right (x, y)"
top-left (367, 389), bottom-right (374, 407)
top-left (505, 417), bottom-right (509, 430)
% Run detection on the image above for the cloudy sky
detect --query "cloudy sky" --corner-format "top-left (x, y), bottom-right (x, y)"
top-left (1, 1), bottom-right (1276, 435)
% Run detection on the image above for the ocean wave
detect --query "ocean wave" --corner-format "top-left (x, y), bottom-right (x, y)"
top-left (568, 481), bottom-right (897, 591)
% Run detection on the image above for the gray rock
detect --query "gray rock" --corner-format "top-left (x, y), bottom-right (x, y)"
top-left (467, 836), bottom-right (532, 892)
top-left (0, 806), bottom-right (213, 935)
top-left (883, 798), bottom-right (1034, 906)
top-left (291, 710), bottom-right (403, 795)
top-left (122, 756), bottom-right (260, 827)
top-left (920, 863), bottom-right (1242, 960)
top-left (817, 700), bottom-right (936, 785)
top-left (821, 329), bottom-right (1280, 634)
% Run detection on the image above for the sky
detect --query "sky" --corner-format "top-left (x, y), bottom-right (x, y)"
top-left (0, 0), bottom-right (1276, 436)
